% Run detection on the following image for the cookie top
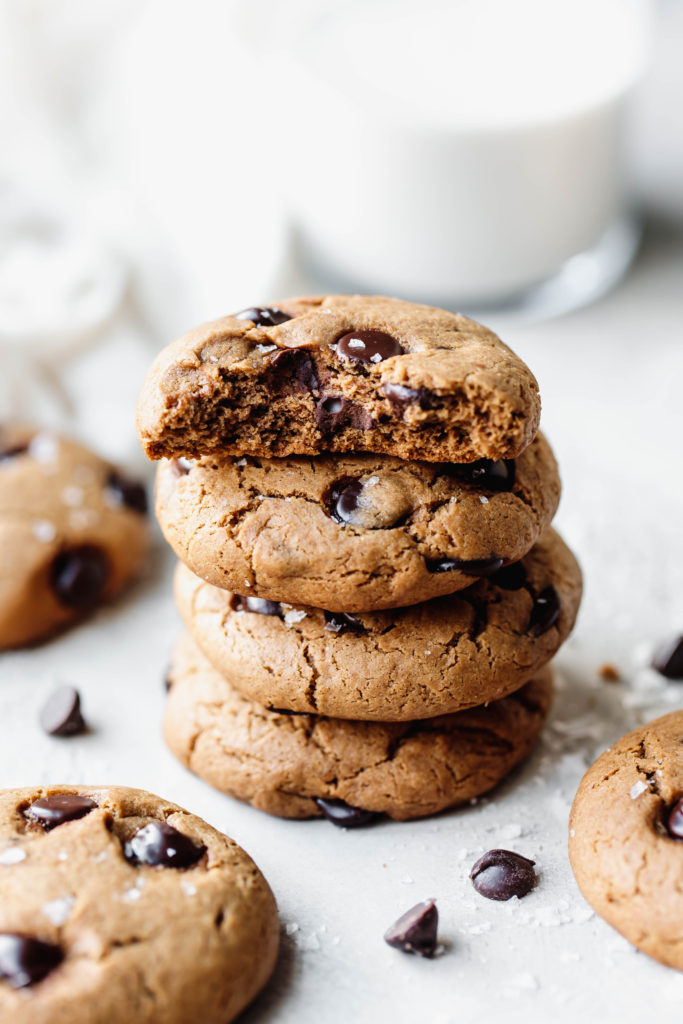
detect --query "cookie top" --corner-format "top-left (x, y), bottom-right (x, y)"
top-left (569, 712), bottom-right (683, 971)
top-left (0, 785), bottom-right (278, 1024)
top-left (137, 295), bottom-right (541, 464)
top-left (157, 432), bottom-right (560, 611)
top-left (174, 527), bottom-right (582, 720)
top-left (0, 427), bottom-right (149, 649)
top-left (165, 634), bottom-right (553, 821)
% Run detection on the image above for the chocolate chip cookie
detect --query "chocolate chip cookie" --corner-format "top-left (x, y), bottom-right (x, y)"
top-left (156, 432), bottom-right (559, 611)
top-left (174, 527), bottom-right (581, 720)
top-left (0, 427), bottom-right (149, 649)
top-left (569, 712), bottom-right (683, 971)
top-left (137, 295), bottom-right (541, 464)
top-left (0, 785), bottom-right (278, 1023)
top-left (165, 633), bottom-right (553, 821)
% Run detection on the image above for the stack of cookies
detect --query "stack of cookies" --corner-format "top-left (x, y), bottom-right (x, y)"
top-left (137, 295), bottom-right (582, 824)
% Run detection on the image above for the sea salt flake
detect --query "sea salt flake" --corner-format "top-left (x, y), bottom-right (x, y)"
top-left (42, 895), bottom-right (75, 926)
top-left (366, 476), bottom-right (380, 486)
top-left (0, 846), bottom-right (26, 865)
top-left (256, 343), bottom-right (277, 354)
top-left (370, 352), bottom-right (382, 362)
top-left (285, 922), bottom-right (299, 936)
top-left (348, 339), bottom-right (365, 349)
top-left (630, 781), bottom-right (648, 800)
top-left (32, 519), bottom-right (56, 543)
top-left (235, 458), bottom-right (247, 467)
top-left (181, 881), bottom-right (197, 896)
top-left (122, 888), bottom-right (142, 903)
top-left (61, 485), bottom-right (84, 507)
top-left (57, 851), bottom-right (69, 862)
top-left (284, 610), bottom-right (307, 626)
top-left (29, 433), bottom-right (59, 465)
top-left (479, 496), bottom-right (489, 504)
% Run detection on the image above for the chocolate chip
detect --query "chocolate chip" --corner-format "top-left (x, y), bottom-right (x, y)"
top-left (26, 794), bottom-right (97, 830)
top-left (667, 798), bottom-right (683, 838)
top-left (39, 686), bottom-right (86, 737)
top-left (106, 471), bottom-right (148, 514)
top-left (0, 443), bottom-right (29, 463)
top-left (315, 395), bottom-right (372, 434)
top-left (381, 382), bottom-right (440, 410)
top-left (314, 798), bottom-right (380, 828)
top-left (490, 562), bottom-right (526, 590)
top-left (0, 934), bottom-right (63, 988)
top-left (233, 306), bottom-right (292, 327)
top-left (324, 611), bottom-right (366, 635)
top-left (49, 546), bottom-right (109, 609)
top-left (232, 595), bottom-right (282, 617)
top-left (449, 459), bottom-right (516, 491)
top-left (170, 458), bottom-right (192, 477)
top-left (470, 849), bottom-right (537, 900)
top-left (652, 636), bottom-right (683, 680)
top-left (336, 329), bottom-right (403, 364)
top-left (383, 900), bottom-right (438, 957)
top-left (324, 477), bottom-right (363, 525)
top-left (164, 669), bottom-right (173, 693)
top-left (528, 585), bottom-right (560, 636)
top-left (269, 348), bottom-right (318, 390)
top-left (123, 821), bottom-right (206, 868)
top-left (426, 555), bottom-right (504, 577)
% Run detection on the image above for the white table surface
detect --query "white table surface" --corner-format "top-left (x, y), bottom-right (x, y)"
top-left (2, 223), bottom-right (683, 1024)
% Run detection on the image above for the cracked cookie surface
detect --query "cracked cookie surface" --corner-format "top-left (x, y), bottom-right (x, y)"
top-left (0, 427), bottom-right (149, 649)
top-left (156, 432), bottom-right (559, 611)
top-left (165, 634), bottom-right (553, 821)
top-left (569, 713), bottom-right (683, 971)
top-left (0, 785), bottom-right (278, 1023)
top-left (137, 295), bottom-right (541, 464)
top-left (174, 528), bottom-right (581, 721)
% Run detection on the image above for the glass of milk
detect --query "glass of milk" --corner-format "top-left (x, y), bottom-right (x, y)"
top-left (247, 0), bottom-right (652, 316)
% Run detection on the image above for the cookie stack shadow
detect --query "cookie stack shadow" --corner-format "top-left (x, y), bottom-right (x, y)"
top-left (137, 296), bottom-right (583, 825)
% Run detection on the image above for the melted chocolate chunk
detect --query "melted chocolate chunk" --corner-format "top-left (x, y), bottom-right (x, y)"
top-left (269, 348), bottom-right (318, 390)
top-left (232, 595), bottom-right (282, 617)
top-left (381, 382), bottom-right (441, 410)
top-left (315, 395), bottom-right (372, 434)
top-left (324, 611), bottom-right (366, 635)
top-left (39, 686), bottom-right (86, 737)
top-left (448, 459), bottom-right (515, 491)
top-left (0, 443), bottom-right (29, 463)
top-left (26, 794), bottom-right (97, 831)
top-left (336, 329), bottom-right (403, 364)
top-left (426, 555), bottom-right (504, 577)
top-left (528, 585), bottom-right (560, 636)
top-left (50, 546), bottom-right (109, 609)
top-left (0, 934), bottom-right (63, 988)
top-left (667, 798), bottom-right (683, 839)
top-left (490, 562), bottom-right (526, 590)
top-left (324, 477), bottom-right (364, 525)
top-left (384, 900), bottom-right (438, 957)
top-left (106, 471), bottom-right (148, 514)
top-left (123, 821), bottom-right (206, 868)
top-left (314, 798), bottom-right (380, 828)
top-left (233, 306), bottom-right (292, 327)
top-left (470, 849), bottom-right (537, 901)
top-left (652, 635), bottom-right (683, 680)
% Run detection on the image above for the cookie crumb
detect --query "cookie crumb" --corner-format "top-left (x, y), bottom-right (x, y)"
top-left (598, 663), bottom-right (620, 682)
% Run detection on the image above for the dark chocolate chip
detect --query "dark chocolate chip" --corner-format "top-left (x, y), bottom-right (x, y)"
top-left (49, 546), bottom-right (109, 609)
top-left (667, 798), bottom-right (683, 838)
top-left (0, 934), bottom-right (63, 988)
top-left (336, 329), bottom-right (403, 364)
top-left (233, 306), bottom-right (292, 327)
top-left (314, 798), bottom-right (380, 828)
top-left (381, 382), bottom-right (441, 410)
top-left (324, 611), bottom-right (366, 635)
top-left (470, 849), bottom-right (537, 901)
top-left (0, 443), bottom-right (29, 463)
top-left (232, 595), bottom-right (282, 617)
top-left (325, 477), bottom-right (363, 525)
top-left (315, 395), bottom-right (373, 434)
top-left (164, 669), bottom-right (173, 693)
top-left (652, 636), bottom-right (683, 680)
top-left (106, 471), bottom-right (148, 514)
top-left (426, 555), bottom-right (504, 577)
top-left (39, 686), bottom-right (86, 737)
top-left (528, 585), bottom-right (560, 636)
top-left (449, 459), bottom-right (516, 491)
top-left (171, 458), bottom-right (192, 477)
top-left (383, 900), bottom-right (438, 957)
top-left (26, 794), bottom-right (97, 831)
top-left (490, 562), bottom-right (527, 590)
top-left (269, 348), bottom-right (318, 390)
top-left (123, 821), bottom-right (206, 868)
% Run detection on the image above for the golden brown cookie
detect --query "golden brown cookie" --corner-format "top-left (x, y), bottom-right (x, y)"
top-left (156, 432), bottom-right (560, 611)
top-left (164, 633), bottom-right (553, 821)
top-left (0, 785), bottom-right (278, 1023)
top-left (569, 712), bottom-right (683, 971)
top-left (136, 295), bottom-right (541, 464)
top-left (174, 528), bottom-right (582, 721)
top-left (0, 427), bottom-right (149, 649)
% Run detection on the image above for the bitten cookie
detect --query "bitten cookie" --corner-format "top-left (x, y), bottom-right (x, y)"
top-left (165, 634), bottom-right (553, 821)
top-left (0, 785), bottom-right (278, 1023)
top-left (174, 528), bottom-right (582, 721)
top-left (0, 427), bottom-right (149, 649)
top-left (569, 712), bottom-right (683, 972)
top-left (137, 295), bottom-right (541, 464)
top-left (156, 432), bottom-right (560, 611)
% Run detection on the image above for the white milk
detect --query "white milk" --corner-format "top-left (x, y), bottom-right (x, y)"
top-left (270, 0), bottom-right (652, 306)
